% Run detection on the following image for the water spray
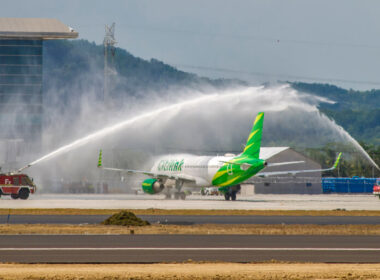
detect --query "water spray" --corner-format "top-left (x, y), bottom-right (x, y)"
top-left (16, 90), bottom-right (243, 172)
top-left (16, 85), bottom-right (379, 173)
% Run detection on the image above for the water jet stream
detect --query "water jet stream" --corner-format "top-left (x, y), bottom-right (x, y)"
top-left (17, 91), bottom-right (238, 172)
top-left (17, 85), bottom-right (379, 173)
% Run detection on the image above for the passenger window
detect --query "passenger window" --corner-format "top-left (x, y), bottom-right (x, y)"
top-left (14, 177), bottom-right (19, 185)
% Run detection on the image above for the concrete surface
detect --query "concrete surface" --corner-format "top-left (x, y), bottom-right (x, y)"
top-left (0, 193), bottom-right (379, 210)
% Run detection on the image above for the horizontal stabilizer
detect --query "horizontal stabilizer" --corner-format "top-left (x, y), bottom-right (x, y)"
top-left (266, 161), bottom-right (304, 167)
top-left (257, 153), bottom-right (342, 177)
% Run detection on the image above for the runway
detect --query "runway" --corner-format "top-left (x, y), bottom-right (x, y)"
top-left (2, 214), bottom-right (380, 225)
top-left (1, 193), bottom-right (379, 210)
top-left (0, 235), bottom-right (379, 263)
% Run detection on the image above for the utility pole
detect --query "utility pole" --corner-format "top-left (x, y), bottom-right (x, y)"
top-left (103, 23), bottom-right (117, 106)
top-left (100, 23), bottom-right (116, 192)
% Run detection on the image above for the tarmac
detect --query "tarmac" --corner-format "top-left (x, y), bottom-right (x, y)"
top-left (0, 235), bottom-right (379, 263)
top-left (0, 193), bottom-right (379, 210)
top-left (1, 194), bottom-right (379, 263)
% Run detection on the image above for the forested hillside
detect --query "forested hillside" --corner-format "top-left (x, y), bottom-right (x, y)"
top-left (42, 40), bottom-right (379, 148)
top-left (41, 40), bottom-right (379, 175)
top-left (291, 83), bottom-right (379, 176)
top-left (43, 39), bottom-right (243, 105)
top-left (291, 82), bottom-right (380, 145)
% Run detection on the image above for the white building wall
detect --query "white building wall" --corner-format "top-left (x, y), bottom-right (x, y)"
top-left (240, 184), bottom-right (255, 196)
top-left (247, 148), bottom-right (322, 194)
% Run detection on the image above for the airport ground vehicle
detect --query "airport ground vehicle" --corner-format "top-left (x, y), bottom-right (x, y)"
top-left (373, 179), bottom-right (380, 199)
top-left (0, 173), bottom-right (36, 199)
top-left (204, 187), bottom-right (220, 196)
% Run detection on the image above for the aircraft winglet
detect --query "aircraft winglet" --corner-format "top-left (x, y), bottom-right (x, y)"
top-left (332, 152), bottom-right (342, 169)
top-left (97, 149), bottom-right (103, 168)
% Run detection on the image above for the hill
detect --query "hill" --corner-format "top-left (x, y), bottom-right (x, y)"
top-left (43, 39), bottom-right (244, 106)
top-left (40, 40), bottom-right (379, 176)
top-left (291, 82), bottom-right (380, 145)
top-left (42, 40), bottom-right (379, 147)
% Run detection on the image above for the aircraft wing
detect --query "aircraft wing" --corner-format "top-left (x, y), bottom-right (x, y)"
top-left (100, 166), bottom-right (196, 182)
top-left (97, 150), bottom-right (196, 183)
top-left (256, 153), bottom-right (342, 177)
top-left (99, 166), bottom-right (155, 177)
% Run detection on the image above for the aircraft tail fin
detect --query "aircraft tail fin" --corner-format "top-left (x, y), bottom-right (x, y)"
top-left (242, 112), bottom-right (264, 158)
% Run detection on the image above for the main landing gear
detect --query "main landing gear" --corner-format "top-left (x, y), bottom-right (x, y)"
top-left (224, 185), bottom-right (241, 201)
top-left (164, 180), bottom-right (186, 200)
top-left (174, 192), bottom-right (186, 200)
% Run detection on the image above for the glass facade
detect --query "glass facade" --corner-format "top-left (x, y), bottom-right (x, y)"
top-left (0, 39), bottom-right (43, 141)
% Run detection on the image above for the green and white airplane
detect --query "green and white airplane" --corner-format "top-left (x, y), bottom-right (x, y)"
top-left (98, 112), bottom-right (341, 200)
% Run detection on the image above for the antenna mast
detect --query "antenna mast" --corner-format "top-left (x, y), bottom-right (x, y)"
top-left (103, 23), bottom-right (117, 106)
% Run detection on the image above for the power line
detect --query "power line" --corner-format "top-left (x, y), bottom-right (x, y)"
top-left (172, 63), bottom-right (380, 86)
top-left (103, 23), bottom-right (117, 105)
top-left (84, 23), bottom-right (380, 86)
top-left (118, 24), bottom-right (380, 50)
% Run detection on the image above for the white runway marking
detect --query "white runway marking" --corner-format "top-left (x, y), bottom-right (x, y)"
top-left (1, 194), bottom-right (380, 210)
top-left (1, 247), bottom-right (380, 251)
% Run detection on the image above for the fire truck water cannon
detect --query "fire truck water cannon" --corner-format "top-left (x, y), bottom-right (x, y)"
top-left (16, 164), bottom-right (32, 174)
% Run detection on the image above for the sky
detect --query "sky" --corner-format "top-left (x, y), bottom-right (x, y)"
top-left (2, 0), bottom-right (380, 90)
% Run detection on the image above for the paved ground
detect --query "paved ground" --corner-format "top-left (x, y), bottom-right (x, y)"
top-left (1, 193), bottom-right (380, 210)
top-left (2, 214), bottom-right (380, 225)
top-left (0, 235), bottom-right (379, 263)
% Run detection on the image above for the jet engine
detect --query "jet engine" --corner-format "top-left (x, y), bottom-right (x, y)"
top-left (141, 178), bottom-right (164, 194)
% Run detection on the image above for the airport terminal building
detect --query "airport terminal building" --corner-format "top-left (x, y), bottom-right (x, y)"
top-left (0, 18), bottom-right (77, 168)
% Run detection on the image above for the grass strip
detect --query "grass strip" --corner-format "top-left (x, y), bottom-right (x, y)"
top-left (1, 224), bottom-right (380, 235)
top-left (0, 263), bottom-right (380, 280)
top-left (1, 208), bottom-right (380, 216)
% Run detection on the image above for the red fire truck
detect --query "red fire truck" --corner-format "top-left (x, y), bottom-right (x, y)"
top-left (373, 179), bottom-right (380, 199)
top-left (0, 173), bottom-right (36, 200)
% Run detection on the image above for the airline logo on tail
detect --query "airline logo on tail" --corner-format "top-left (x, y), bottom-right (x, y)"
top-left (212, 112), bottom-right (266, 187)
top-left (242, 112), bottom-right (264, 158)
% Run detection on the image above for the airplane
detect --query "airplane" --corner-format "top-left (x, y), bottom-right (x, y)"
top-left (97, 112), bottom-right (342, 201)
